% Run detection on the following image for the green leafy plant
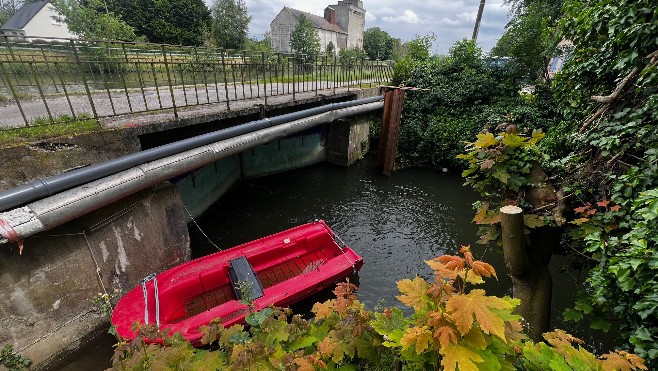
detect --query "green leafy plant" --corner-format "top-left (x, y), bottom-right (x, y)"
top-left (110, 250), bottom-right (646, 370)
top-left (457, 129), bottom-right (557, 244)
top-left (0, 344), bottom-right (32, 371)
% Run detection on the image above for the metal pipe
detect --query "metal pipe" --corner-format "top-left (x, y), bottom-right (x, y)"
top-left (0, 96), bottom-right (383, 212)
top-left (0, 101), bottom-right (383, 244)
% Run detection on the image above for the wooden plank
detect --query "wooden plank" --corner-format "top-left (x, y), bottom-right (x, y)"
top-left (383, 89), bottom-right (405, 176)
top-left (378, 90), bottom-right (393, 166)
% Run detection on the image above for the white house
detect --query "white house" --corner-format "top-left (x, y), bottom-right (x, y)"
top-left (0, 1), bottom-right (76, 39)
top-left (271, 0), bottom-right (365, 54)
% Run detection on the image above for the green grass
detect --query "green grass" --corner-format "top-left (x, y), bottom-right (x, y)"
top-left (0, 114), bottom-right (101, 147)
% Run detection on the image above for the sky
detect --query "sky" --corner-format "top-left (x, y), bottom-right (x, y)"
top-left (209, 0), bottom-right (512, 55)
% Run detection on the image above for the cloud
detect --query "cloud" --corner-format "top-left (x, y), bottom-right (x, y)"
top-left (382, 10), bottom-right (425, 24)
top-left (213, 0), bottom-right (512, 54)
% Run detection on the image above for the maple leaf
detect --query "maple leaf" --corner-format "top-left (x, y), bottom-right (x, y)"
top-left (426, 259), bottom-right (458, 280)
top-left (600, 350), bottom-right (648, 371)
top-left (473, 206), bottom-right (501, 225)
top-left (445, 289), bottom-right (513, 339)
top-left (610, 205), bottom-right (622, 212)
top-left (473, 132), bottom-right (498, 148)
top-left (294, 357), bottom-right (316, 371)
top-left (396, 276), bottom-right (430, 310)
top-left (524, 214), bottom-right (545, 229)
top-left (570, 218), bottom-right (590, 225)
top-left (318, 337), bottom-right (344, 363)
top-left (460, 245), bottom-right (475, 266)
top-left (501, 133), bottom-right (526, 148)
top-left (440, 343), bottom-right (484, 371)
top-left (400, 326), bottom-right (433, 354)
top-left (528, 129), bottom-right (545, 145)
top-left (596, 200), bottom-right (610, 208)
top-left (470, 260), bottom-right (497, 280)
top-left (462, 328), bottom-right (487, 350)
top-left (504, 320), bottom-right (527, 344)
top-left (544, 329), bottom-right (583, 349)
top-left (312, 299), bottom-right (335, 320)
top-left (574, 206), bottom-right (589, 214)
top-left (480, 159), bottom-right (495, 170)
top-left (434, 325), bottom-right (458, 348)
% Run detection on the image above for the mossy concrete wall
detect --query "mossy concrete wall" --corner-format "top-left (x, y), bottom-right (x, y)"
top-left (0, 184), bottom-right (190, 370)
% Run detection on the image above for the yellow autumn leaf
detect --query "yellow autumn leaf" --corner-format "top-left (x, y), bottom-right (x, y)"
top-left (312, 299), bottom-right (335, 319)
top-left (462, 328), bottom-right (487, 350)
top-left (400, 326), bottom-right (433, 354)
top-left (528, 129), bottom-right (545, 145)
top-left (501, 133), bottom-right (526, 148)
top-left (445, 289), bottom-right (513, 339)
top-left (440, 343), bottom-right (483, 371)
top-left (396, 276), bottom-right (430, 310)
top-left (600, 350), bottom-right (648, 371)
top-left (473, 132), bottom-right (498, 148)
top-left (433, 325), bottom-right (459, 348)
top-left (470, 260), bottom-right (497, 280)
top-left (318, 337), bottom-right (344, 363)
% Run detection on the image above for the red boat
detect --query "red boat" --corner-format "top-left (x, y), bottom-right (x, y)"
top-left (111, 220), bottom-right (363, 345)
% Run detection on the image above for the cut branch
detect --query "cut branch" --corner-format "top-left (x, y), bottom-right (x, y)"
top-left (591, 67), bottom-right (638, 104)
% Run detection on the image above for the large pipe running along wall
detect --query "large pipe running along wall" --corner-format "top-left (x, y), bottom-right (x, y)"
top-left (0, 96), bottom-right (383, 212)
top-left (0, 101), bottom-right (383, 245)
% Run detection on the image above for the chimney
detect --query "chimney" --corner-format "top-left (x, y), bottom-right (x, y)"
top-left (324, 7), bottom-right (336, 25)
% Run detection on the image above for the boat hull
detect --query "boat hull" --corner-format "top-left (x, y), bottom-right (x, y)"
top-left (111, 220), bottom-right (363, 344)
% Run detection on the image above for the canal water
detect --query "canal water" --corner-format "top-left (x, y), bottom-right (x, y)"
top-left (58, 154), bottom-right (611, 369)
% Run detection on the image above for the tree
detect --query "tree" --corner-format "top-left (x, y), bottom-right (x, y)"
top-left (404, 33), bottom-right (435, 61)
top-left (325, 41), bottom-right (335, 56)
top-left (245, 33), bottom-right (273, 53)
top-left (108, 0), bottom-right (211, 46)
top-left (491, 0), bottom-right (563, 80)
top-left (363, 27), bottom-right (396, 60)
top-left (290, 15), bottom-right (320, 61)
top-left (52, 0), bottom-right (137, 41)
top-left (211, 0), bottom-right (251, 50)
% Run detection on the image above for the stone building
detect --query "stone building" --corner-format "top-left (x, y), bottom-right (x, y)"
top-left (270, 0), bottom-right (365, 54)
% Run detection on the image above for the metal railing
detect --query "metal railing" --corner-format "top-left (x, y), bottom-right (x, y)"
top-left (0, 36), bottom-right (394, 128)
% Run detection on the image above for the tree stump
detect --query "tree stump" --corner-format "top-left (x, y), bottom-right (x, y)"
top-left (500, 205), bottom-right (552, 342)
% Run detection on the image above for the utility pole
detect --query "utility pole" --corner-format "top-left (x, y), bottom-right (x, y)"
top-left (472, 0), bottom-right (486, 42)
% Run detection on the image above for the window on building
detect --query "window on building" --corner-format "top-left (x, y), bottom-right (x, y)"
top-left (51, 16), bottom-right (61, 26)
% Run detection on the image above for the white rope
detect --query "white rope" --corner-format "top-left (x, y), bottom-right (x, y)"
top-left (317, 220), bottom-right (356, 273)
top-left (83, 231), bottom-right (108, 296)
top-left (182, 203), bottom-right (221, 250)
top-left (141, 273), bottom-right (160, 327)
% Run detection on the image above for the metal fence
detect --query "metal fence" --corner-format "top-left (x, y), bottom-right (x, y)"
top-left (0, 36), bottom-right (394, 128)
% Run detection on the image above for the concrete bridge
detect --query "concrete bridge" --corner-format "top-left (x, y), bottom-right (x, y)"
top-left (0, 84), bottom-right (386, 369)
top-left (0, 36), bottom-right (393, 129)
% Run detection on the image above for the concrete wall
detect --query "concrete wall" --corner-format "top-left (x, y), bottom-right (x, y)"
top-left (0, 130), bottom-right (140, 192)
top-left (327, 115), bottom-right (372, 166)
top-left (333, 1), bottom-right (365, 49)
top-left (0, 184), bottom-right (190, 370)
top-left (271, 10), bottom-right (296, 53)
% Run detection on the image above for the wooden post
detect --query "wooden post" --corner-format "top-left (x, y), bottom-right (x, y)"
top-left (500, 205), bottom-right (529, 277)
top-left (379, 88), bottom-right (405, 176)
top-left (500, 205), bottom-right (552, 342)
top-left (378, 90), bottom-right (393, 165)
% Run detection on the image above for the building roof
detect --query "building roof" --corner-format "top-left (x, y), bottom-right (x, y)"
top-left (1, 1), bottom-right (49, 30)
top-left (284, 7), bottom-right (347, 34)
